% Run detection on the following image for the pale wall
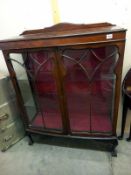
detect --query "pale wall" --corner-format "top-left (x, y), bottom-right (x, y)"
top-left (0, 0), bottom-right (131, 76)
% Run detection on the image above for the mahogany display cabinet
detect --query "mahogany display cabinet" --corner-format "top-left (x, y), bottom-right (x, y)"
top-left (0, 23), bottom-right (126, 156)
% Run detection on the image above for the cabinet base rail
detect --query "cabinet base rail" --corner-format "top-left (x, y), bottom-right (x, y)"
top-left (26, 130), bottom-right (118, 157)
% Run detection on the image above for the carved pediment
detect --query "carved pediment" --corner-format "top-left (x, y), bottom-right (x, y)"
top-left (21, 22), bottom-right (114, 35)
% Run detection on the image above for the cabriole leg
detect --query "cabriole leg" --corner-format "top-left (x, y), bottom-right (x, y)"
top-left (27, 133), bottom-right (34, 145)
top-left (110, 139), bottom-right (118, 157)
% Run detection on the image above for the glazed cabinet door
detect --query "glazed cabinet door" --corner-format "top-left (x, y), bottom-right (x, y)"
top-left (8, 49), bottom-right (64, 133)
top-left (58, 45), bottom-right (120, 135)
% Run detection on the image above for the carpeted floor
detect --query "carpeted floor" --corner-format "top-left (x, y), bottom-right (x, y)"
top-left (0, 135), bottom-right (131, 175)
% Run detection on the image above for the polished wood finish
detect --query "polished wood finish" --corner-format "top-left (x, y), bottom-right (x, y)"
top-left (0, 22), bottom-right (126, 50)
top-left (0, 23), bottom-right (126, 156)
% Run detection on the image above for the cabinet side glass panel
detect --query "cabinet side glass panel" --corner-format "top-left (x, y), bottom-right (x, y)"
top-left (9, 53), bottom-right (37, 123)
top-left (9, 51), bottom-right (62, 131)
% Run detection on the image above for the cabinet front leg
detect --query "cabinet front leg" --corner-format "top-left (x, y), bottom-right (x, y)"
top-left (109, 139), bottom-right (118, 157)
top-left (111, 147), bottom-right (117, 157)
top-left (27, 133), bottom-right (34, 145)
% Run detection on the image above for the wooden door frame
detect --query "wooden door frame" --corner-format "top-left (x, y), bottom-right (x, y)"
top-left (56, 41), bottom-right (125, 136)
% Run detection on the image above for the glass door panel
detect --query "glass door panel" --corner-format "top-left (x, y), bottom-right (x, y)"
top-left (61, 46), bottom-right (119, 134)
top-left (9, 50), bottom-right (63, 131)
top-left (91, 50), bottom-right (118, 133)
top-left (62, 49), bottom-right (91, 132)
top-left (65, 68), bottom-right (91, 132)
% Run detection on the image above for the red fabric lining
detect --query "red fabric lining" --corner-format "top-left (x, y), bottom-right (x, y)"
top-left (32, 112), bottom-right (62, 129)
top-left (32, 111), bottom-right (112, 132)
top-left (27, 48), bottom-right (115, 134)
